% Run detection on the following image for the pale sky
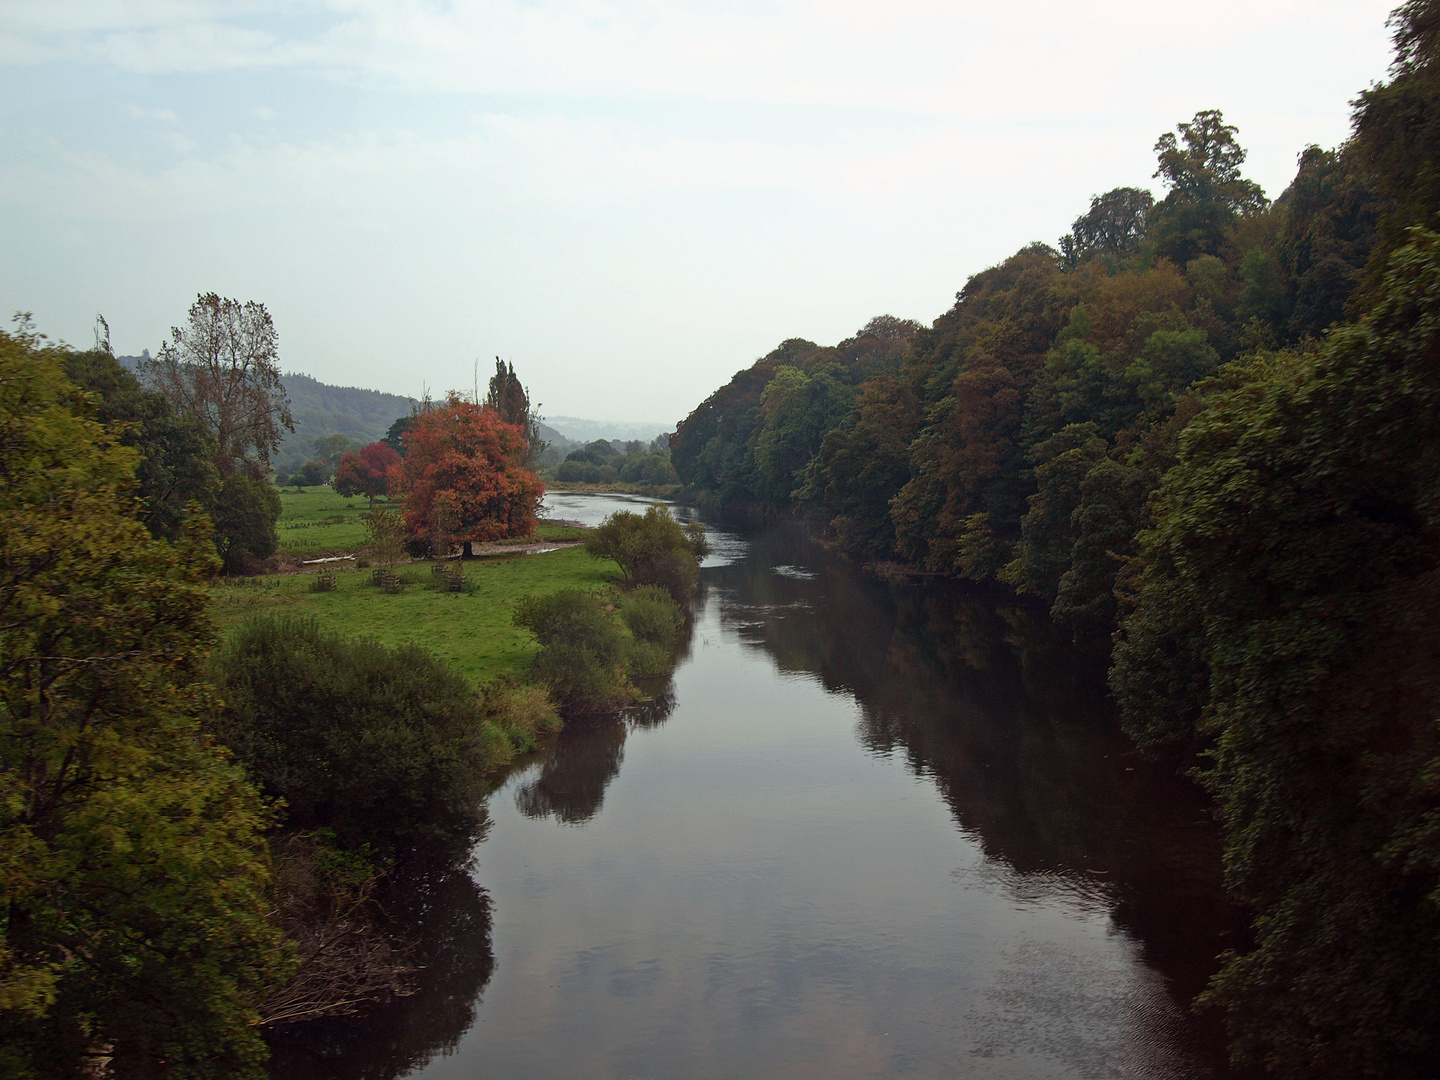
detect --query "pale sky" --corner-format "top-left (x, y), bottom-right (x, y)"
top-left (1, 0), bottom-right (1396, 426)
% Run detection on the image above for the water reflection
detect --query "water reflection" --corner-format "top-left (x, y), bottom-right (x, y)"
top-left (515, 678), bottom-right (681, 824)
top-left (265, 866), bottom-right (495, 1080)
top-left (708, 523), bottom-right (1240, 1026)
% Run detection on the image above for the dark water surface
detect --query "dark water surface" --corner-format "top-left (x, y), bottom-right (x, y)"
top-left (280, 493), bottom-right (1243, 1079)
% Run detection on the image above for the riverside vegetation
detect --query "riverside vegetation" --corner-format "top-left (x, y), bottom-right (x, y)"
top-left (6, 3), bottom-right (1439, 1076)
top-left (0, 318), bottom-right (703, 1077)
top-left (669, 4), bottom-right (1440, 1076)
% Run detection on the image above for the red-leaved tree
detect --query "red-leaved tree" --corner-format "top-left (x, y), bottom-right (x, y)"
top-left (332, 442), bottom-right (401, 507)
top-left (395, 394), bottom-right (543, 555)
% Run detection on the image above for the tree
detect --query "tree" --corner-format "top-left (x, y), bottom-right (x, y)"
top-left (394, 393), bottom-right (544, 557)
top-left (1350, 0), bottom-right (1440, 302)
top-left (485, 358), bottom-right (545, 467)
top-left (62, 345), bottom-right (220, 541)
top-left (333, 441), bottom-right (401, 507)
top-left (0, 325), bottom-right (291, 1078)
top-left (1112, 233), bottom-right (1440, 1077)
top-left (312, 432), bottom-right (358, 466)
top-left (145, 292), bottom-right (294, 478)
top-left (211, 473), bottom-right (282, 574)
top-left (1059, 187), bottom-right (1154, 269)
top-left (1148, 110), bottom-right (1267, 265)
top-left (583, 505), bottom-right (708, 601)
top-left (296, 459), bottom-right (330, 488)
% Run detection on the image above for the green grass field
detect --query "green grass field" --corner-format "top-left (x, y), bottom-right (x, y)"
top-left (273, 487), bottom-right (588, 559)
top-left (274, 487), bottom-right (378, 558)
top-left (213, 489), bottom-right (613, 686)
top-left (210, 547), bottom-right (613, 686)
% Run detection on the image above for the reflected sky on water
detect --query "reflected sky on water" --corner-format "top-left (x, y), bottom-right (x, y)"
top-left (288, 498), bottom-right (1243, 1080)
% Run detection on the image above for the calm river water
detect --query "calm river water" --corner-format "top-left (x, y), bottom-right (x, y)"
top-left (273, 492), bottom-right (1244, 1080)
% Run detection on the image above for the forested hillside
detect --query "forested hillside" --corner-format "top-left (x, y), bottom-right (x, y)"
top-left (672, 3), bottom-right (1440, 1076)
top-left (273, 373), bottom-right (414, 475)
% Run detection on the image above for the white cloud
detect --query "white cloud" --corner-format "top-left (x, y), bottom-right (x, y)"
top-left (0, 0), bottom-right (1404, 417)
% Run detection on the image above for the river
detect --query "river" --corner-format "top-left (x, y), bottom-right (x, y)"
top-left (273, 491), bottom-right (1244, 1080)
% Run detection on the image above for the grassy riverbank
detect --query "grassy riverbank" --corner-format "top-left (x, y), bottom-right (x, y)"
top-left (215, 488), bottom-right (611, 686)
top-left (210, 546), bottom-right (611, 687)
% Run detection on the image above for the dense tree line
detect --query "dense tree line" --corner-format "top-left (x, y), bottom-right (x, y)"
top-left (672, 3), bottom-right (1440, 1075)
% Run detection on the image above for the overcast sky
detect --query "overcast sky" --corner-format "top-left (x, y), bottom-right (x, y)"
top-left (1, 0), bottom-right (1397, 426)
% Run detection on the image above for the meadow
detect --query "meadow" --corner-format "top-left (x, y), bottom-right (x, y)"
top-left (211, 488), bottom-right (609, 686)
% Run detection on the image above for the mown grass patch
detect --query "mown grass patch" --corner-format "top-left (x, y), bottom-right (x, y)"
top-left (274, 487), bottom-right (586, 558)
top-left (208, 545), bottom-right (612, 687)
top-left (275, 487), bottom-right (379, 557)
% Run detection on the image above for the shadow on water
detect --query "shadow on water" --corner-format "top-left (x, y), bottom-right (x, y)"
top-left (514, 676), bottom-right (682, 825)
top-left (707, 522), bottom-right (1248, 1067)
top-left (265, 865), bottom-right (496, 1080)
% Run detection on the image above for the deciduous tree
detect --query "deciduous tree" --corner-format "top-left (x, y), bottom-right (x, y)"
top-left (333, 441), bottom-right (401, 507)
top-left (395, 393), bottom-right (543, 556)
top-left (0, 326), bottom-right (291, 1079)
top-left (146, 292), bottom-right (294, 478)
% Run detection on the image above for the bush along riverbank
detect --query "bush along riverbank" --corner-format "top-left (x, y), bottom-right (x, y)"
top-left (203, 504), bottom-right (707, 1065)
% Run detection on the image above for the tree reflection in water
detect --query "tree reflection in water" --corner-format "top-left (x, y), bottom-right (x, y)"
top-left (513, 678), bottom-right (679, 825)
top-left (265, 864), bottom-right (495, 1080)
top-left (708, 523), bottom-right (1243, 1023)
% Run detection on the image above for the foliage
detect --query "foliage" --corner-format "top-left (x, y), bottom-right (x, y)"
top-left (1351, 0), bottom-right (1440, 300)
top-left (582, 504), bottom-right (708, 601)
top-left (209, 618), bottom-right (493, 860)
top-left (512, 590), bottom-right (634, 713)
top-left (0, 326), bottom-right (290, 1079)
top-left (1058, 187), bottom-right (1154, 270)
top-left (145, 292), bottom-right (294, 479)
top-left (212, 472), bottom-right (283, 574)
top-left (618, 585), bottom-right (687, 677)
top-left (62, 345), bottom-right (220, 540)
top-left (333, 440), bottom-right (401, 507)
top-left (1148, 109), bottom-right (1268, 266)
top-left (1112, 232), bottom-right (1440, 1077)
top-left (394, 393), bottom-right (544, 556)
top-left (485, 358), bottom-right (545, 467)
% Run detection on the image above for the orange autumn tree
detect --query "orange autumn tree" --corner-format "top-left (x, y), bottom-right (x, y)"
top-left (395, 393), bottom-right (544, 556)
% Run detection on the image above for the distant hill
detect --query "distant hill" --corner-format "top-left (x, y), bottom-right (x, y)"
top-left (113, 360), bottom-right (669, 472)
top-left (275, 373), bottom-right (414, 473)
top-left (542, 415), bottom-right (674, 444)
top-left (117, 358), bottom-right (415, 474)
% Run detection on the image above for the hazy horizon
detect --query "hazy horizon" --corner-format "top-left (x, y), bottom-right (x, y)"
top-left (2, 0), bottom-right (1395, 421)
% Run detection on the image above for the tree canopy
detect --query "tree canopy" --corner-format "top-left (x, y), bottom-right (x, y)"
top-left (145, 292), bottom-right (294, 479)
top-left (0, 326), bottom-right (290, 1078)
top-left (394, 393), bottom-right (544, 555)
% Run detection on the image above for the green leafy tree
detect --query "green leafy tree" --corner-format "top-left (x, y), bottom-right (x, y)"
top-left (1112, 232), bottom-right (1440, 1077)
top-left (1148, 110), bottom-right (1267, 266)
top-left (62, 345), bottom-right (220, 541)
top-left (750, 363), bottom-right (852, 506)
top-left (211, 472), bottom-right (282, 573)
top-left (0, 326), bottom-right (291, 1079)
top-left (208, 618), bottom-right (493, 860)
top-left (1058, 187), bottom-right (1154, 270)
top-left (583, 505), bottom-right (708, 601)
top-left (1351, 0), bottom-right (1440, 299)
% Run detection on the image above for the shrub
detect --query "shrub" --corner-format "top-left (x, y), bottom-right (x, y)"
top-left (512, 590), bottom-right (633, 713)
top-left (208, 618), bottom-right (492, 860)
top-left (619, 585), bottom-right (686, 676)
top-left (584, 504), bottom-right (709, 601)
